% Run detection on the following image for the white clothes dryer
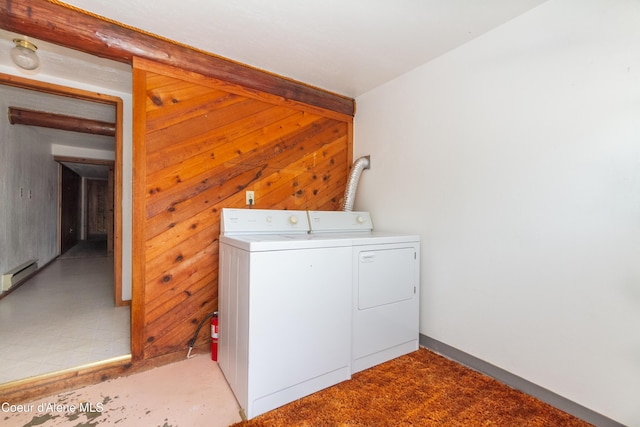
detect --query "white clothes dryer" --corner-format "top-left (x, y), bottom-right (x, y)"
top-left (307, 211), bottom-right (420, 373)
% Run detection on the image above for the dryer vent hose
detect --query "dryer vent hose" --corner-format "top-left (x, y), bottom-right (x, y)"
top-left (342, 155), bottom-right (370, 212)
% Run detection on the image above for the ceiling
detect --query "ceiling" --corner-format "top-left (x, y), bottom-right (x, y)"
top-left (0, 28), bottom-right (131, 94)
top-left (3, 0), bottom-right (547, 99)
top-left (61, 162), bottom-right (110, 180)
top-left (2, 1), bottom-right (547, 176)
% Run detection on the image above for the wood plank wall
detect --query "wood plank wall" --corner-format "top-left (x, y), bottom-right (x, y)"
top-left (133, 59), bottom-right (353, 360)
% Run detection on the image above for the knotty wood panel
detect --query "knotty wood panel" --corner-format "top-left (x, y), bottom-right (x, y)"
top-left (86, 179), bottom-right (108, 237)
top-left (132, 58), bottom-right (352, 361)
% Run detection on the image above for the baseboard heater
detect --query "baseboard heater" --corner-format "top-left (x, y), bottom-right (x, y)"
top-left (2, 260), bottom-right (38, 292)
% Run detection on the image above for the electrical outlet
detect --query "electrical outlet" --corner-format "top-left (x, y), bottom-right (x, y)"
top-left (246, 190), bottom-right (255, 205)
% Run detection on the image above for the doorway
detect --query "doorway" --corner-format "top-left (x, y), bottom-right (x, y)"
top-left (0, 73), bottom-right (127, 384)
top-left (60, 163), bottom-right (82, 254)
top-left (57, 158), bottom-right (115, 261)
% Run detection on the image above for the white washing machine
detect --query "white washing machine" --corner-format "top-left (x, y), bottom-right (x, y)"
top-left (218, 209), bottom-right (354, 419)
top-left (218, 208), bottom-right (420, 419)
top-left (307, 211), bottom-right (421, 373)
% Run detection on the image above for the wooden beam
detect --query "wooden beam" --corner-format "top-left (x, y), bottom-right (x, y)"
top-left (53, 155), bottom-right (114, 166)
top-left (0, 0), bottom-right (355, 117)
top-left (8, 107), bottom-right (116, 136)
top-left (0, 72), bottom-right (121, 105)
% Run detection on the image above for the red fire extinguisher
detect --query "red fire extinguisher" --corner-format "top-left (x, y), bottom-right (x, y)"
top-left (211, 313), bottom-right (219, 361)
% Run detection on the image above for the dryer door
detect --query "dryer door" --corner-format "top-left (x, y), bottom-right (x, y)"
top-left (353, 242), bottom-right (420, 373)
top-left (358, 247), bottom-right (415, 309)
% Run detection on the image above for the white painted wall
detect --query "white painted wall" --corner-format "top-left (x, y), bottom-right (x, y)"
top-left (0, 65), bottom-right (133, 301)
top-left (354, 1), bottom-right (640, 425)
top-left (51, 144), bottom-right (116, 161)
top-left (0, 89), bottom-right (58, 277)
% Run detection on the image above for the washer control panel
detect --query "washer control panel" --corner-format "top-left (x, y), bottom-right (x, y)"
top-left (221, 208), bottom-right (310, 235)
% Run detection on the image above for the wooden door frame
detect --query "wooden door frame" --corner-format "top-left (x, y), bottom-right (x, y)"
top-left (1, 73), bottom-right (125, 307)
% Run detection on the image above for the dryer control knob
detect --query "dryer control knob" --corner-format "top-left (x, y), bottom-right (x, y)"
top-left (289, 215), bottom-right (298, 224)
top-left (266, 216), bottom-right (272, 223)
top-left (356, 215), bottom-right (365, 224)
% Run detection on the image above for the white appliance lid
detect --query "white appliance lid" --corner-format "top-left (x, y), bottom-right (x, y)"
top-left (307, 211), bottom-right (373, 233)
top-left (221, 208), bottom-right (310, 235)
top-left (219, 233), bottom-right (355, 251)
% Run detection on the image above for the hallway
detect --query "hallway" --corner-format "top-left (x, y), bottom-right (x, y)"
top-left (0, 247), bottom-right (129, 384)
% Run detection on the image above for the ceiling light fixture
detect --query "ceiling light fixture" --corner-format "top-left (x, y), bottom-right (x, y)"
top-left (10, 38), bottom-right (40, 71)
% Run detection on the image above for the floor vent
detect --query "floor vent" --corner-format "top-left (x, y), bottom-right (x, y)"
top-left (2, 260), bottom-right (38, 291)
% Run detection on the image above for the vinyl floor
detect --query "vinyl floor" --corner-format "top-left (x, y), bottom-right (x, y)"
top-left (0, 242), bottom-right (130, 384)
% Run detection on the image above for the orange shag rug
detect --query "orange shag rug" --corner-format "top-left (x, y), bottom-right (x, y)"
top-left (232, 348), bottom-right (591, 426)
